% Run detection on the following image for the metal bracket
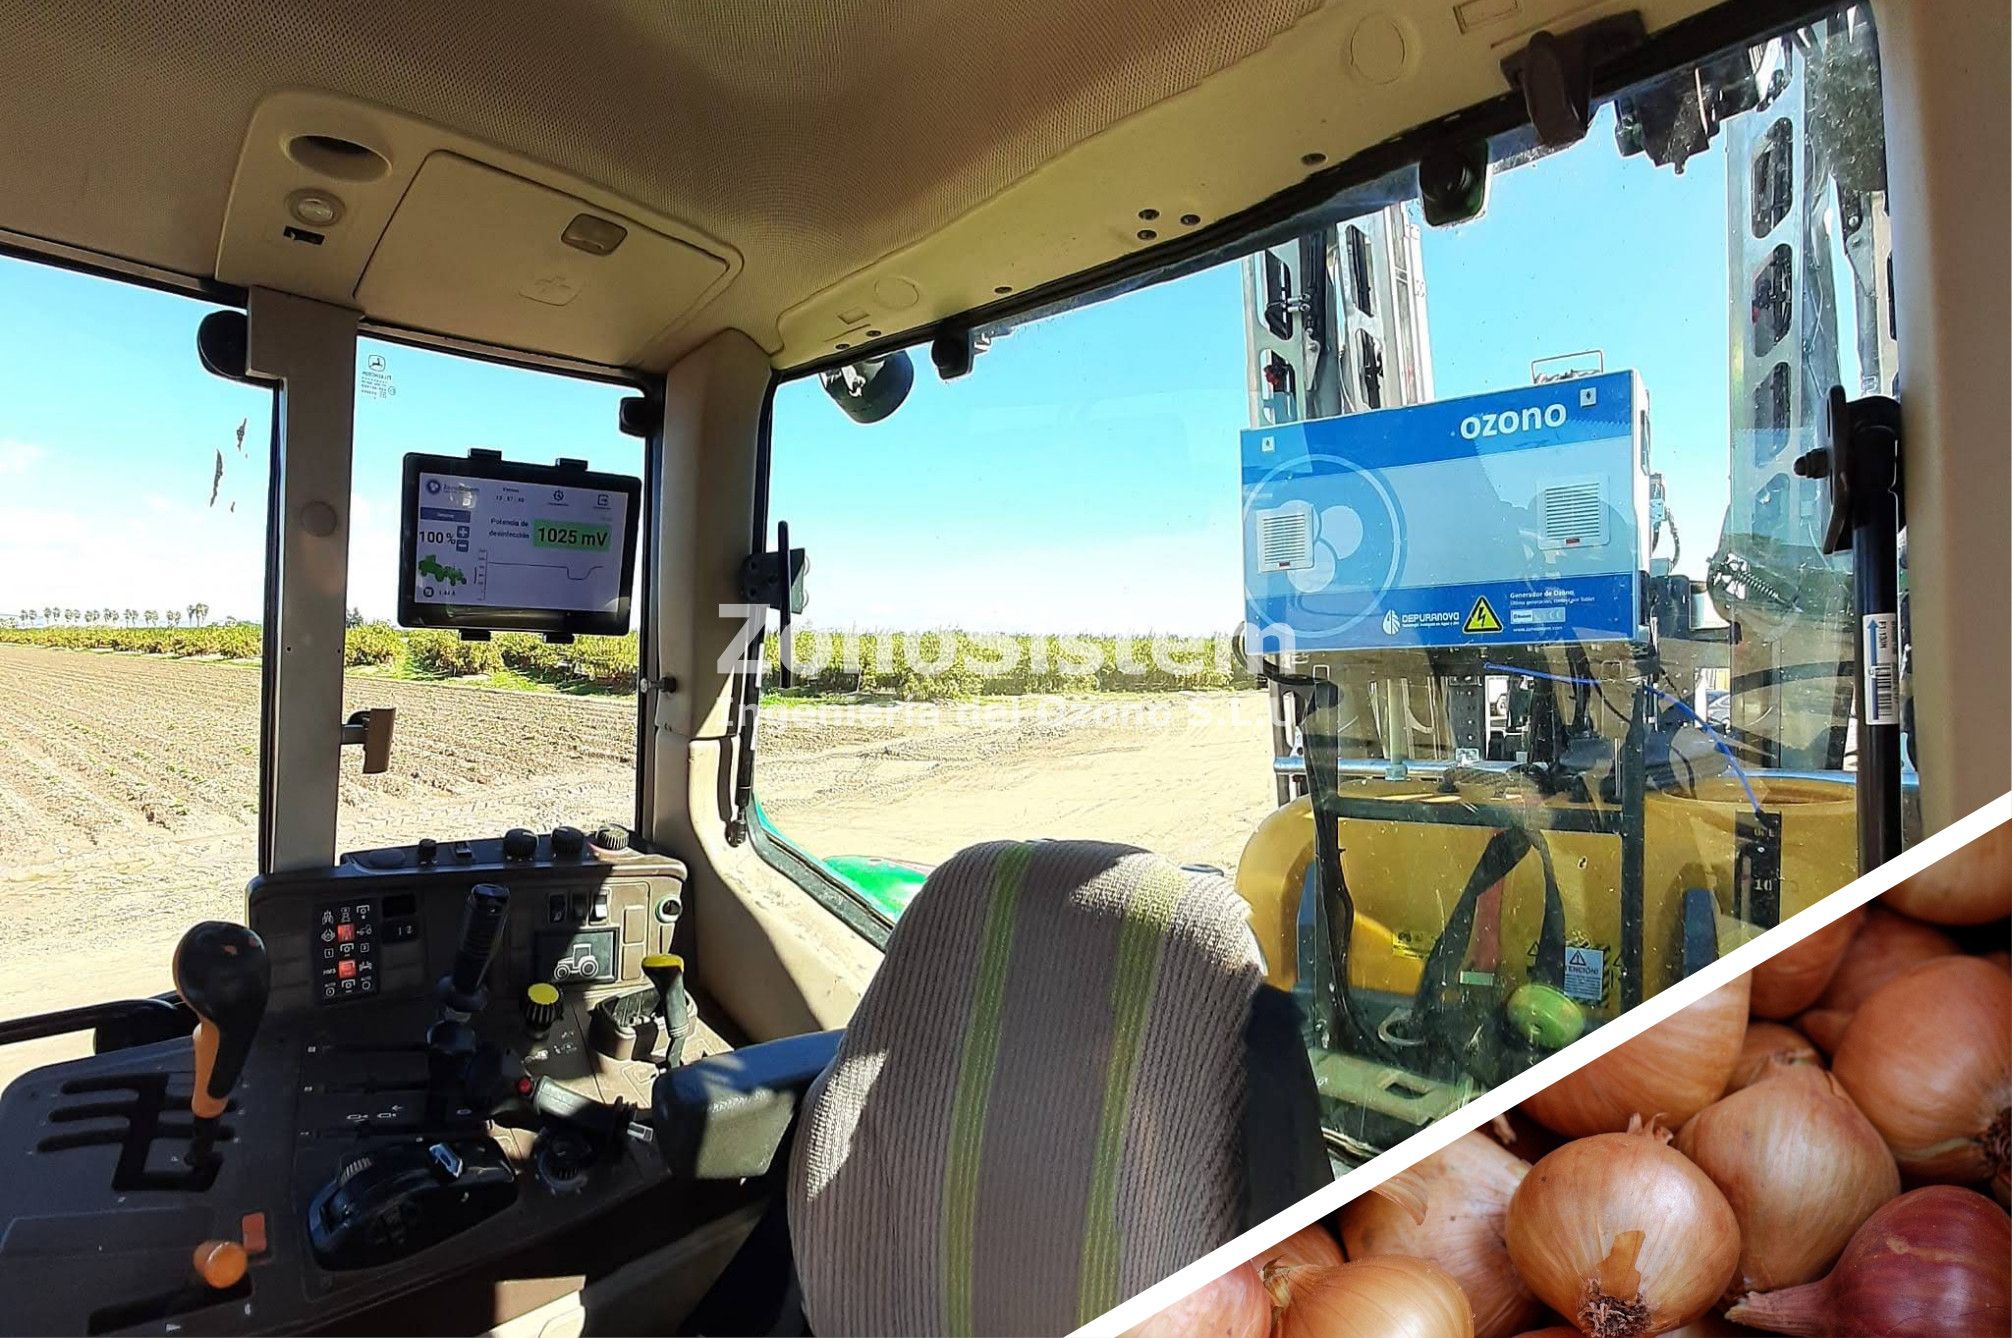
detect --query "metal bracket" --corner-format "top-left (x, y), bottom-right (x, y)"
top-left (1800, 389), bottom-right (1904, 556)
top-left (340, 707), bottom-right (396, 775)
top-left (1502, 13), bottom-right (1647, 148)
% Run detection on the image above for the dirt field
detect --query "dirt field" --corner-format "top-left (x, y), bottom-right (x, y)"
top-left (0, 644), bottom-right (1277, 1087)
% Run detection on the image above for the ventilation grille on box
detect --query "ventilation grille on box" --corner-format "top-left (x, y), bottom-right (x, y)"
top-left (1539, 479), bottom-right (1607, 549)
top-left (1256, 506), bottom-right (1314, 571)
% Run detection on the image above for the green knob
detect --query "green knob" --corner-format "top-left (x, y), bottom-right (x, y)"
top-left (1506, 983), bottom-right (1586, 1049)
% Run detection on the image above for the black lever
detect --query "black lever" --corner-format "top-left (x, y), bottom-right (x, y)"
top-left (439, 883), bottom-right (510, 1018)
top-left (170, 922), bottom-right (269, 1169)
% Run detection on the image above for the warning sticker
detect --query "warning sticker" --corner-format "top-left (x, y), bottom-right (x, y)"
top-left (1562, 945), bottom-right (1605, 1002)
top-left (1462, 595), bottom-right (1503, 635)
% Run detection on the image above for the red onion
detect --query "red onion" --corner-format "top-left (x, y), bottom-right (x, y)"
top-left (1725, 1186), bottom-right (2010, 1335)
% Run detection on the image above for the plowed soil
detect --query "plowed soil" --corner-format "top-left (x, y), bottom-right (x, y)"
top-left (0, 644), bottom-right (1276, 1087)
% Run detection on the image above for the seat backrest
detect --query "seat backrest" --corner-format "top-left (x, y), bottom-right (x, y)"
top-left (787, 839), bottom-right (1268, 1337)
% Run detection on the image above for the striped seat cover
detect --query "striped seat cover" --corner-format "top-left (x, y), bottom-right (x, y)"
top-left (788, 839), bottom-right (1266, 1336)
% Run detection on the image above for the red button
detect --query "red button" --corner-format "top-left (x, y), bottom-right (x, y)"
top-left (337, 959), bottom-right (356, 980)
top-left (335, 923), bottom-right (354, 943)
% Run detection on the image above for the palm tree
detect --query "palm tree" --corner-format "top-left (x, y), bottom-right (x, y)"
top-left (83, 610), bottom-right (98, 626)
top-left (64, 608), bottom-right (79, 625)
top-left (144, 608), bottom-right (159, 627)
top-left (165, 610), bottom-right (181, 627)
top-left (125, 608), bottom-right (138, 626)
top-left (190, 602), bottom-right (210, 627)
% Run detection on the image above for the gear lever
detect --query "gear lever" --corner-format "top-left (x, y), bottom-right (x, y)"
top-left (170, 922), bottom-right (270, 1169)
top-left (426, 884), bottom-right (510, 1125)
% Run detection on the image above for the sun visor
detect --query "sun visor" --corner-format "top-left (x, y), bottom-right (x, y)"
top-left (355, 153), bottom-right (728, 366)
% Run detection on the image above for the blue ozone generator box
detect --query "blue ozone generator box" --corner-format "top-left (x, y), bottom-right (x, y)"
top-left (1242, 370), bottom-right (1650, 653)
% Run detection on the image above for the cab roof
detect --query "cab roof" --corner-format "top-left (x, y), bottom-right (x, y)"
top-left (0, 0), bottom-right (1731, 375)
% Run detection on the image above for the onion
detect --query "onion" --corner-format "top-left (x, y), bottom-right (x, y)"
top-left (1123, 1262), bottom-right (1268, 1338)
top-left (1674, 1063), bottom-right (1899, 1299)
top-left (1338, 1132), bottom-right (1545, 1338)
top-left (1269, 1257), bottom-right (1474, 1338)
top-left (1884, 820), bottom-right (2012, 925)
top-left (1725, 1021), bottom-right (1822, 1092)
top-left (1260, 1222), bottom-right (1344, 1271)
top-left (1792, 1008), bottom-right (1850, 1057)
top-left (1830, 954), bottom-right (2011, 1198)
top-left (1816, 907), bottom-right (1958, 1013)
top-left (1747, 910), bottom-right (1861, 1019)
top-left (1725, 1186), bottom-right (2011, 1336)
top-left (1523, 976), bottom-right (1750, 1138)
top-left (1505, 1119), bottom-right (1741, 1338)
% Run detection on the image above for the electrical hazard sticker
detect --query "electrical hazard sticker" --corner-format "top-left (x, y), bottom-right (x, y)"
top-left (1462, 596), bottom-right (1503, 635)
top-left (1562, 945), bottom-right (1605, 1002)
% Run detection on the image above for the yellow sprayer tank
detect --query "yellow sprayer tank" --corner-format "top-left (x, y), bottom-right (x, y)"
top-left (1235, 773), bottom-right (1856, 1018)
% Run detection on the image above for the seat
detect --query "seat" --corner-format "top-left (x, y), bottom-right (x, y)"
top-left (784, 838), bottom-right (1329, 1336)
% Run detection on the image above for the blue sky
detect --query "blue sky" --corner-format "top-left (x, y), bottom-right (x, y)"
top-left (3, 107), bottom-right (1736, 631)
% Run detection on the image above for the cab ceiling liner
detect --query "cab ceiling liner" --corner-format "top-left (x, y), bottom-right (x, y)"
top-left (0, 0), bottom-right (1738, 372)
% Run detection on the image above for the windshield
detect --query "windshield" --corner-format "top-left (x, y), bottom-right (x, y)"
top-left (752, 8), bottom-right (1902, 1154)
top-left (337, 341), bottom-right (644, 856)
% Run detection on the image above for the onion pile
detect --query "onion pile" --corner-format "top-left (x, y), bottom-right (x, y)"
top-left (1505, 1119), bottom-right (1739, 1338)
top-left (1339, 1132), bottom-right (1545, 1338)
top-left (1522, 976), bottom-right (1749, 1138)
top-left (1884, 819), bottom-right (2012, 925)
top-left (1124, 1263), bottom-right (1269, 1338)
top-left (1830, 954), bottom-right (2011, 1200)
top-left (1725, 1186), bottom-right (2011, 1336)
top-left (1126, 878), bottom-right (2008, 1338)
top-left (1267, 1257), bottom-right (1474, 1338)
top-left (1723, 1022), bottom-right (1820, 1092)
top-left (1675, 1063), bottom-right (1898, 1299)
top-left (1746, 910), bottom-right (1859, 1019)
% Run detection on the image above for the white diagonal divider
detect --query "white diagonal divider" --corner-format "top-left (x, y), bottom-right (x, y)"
top-left (1077, 790), bottom-right (2012, 1338)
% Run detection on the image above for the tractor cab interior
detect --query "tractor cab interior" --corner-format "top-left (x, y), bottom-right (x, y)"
top-left (0, 2), bottom-right (2004, 1335)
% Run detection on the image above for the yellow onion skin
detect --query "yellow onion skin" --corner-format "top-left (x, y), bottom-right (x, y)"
top-left (1748, 910), bottom-right (1860, 1019)
top-left (1124, 1263), bottom-right (1269, 1338)
top-left (1724, 1021), bottom-right (1821, 1092)
top-left (1339, 1132), bottom-right (1545, 1338)
top-left (1675, 1063), bottom-right (1899, 1299)
top-left (1831, 955), bottom-right (2012, 1196)
top-left (1270, 1257), bottom-right (1474, 1338)
top-left (1884, 820), bottom-right (2012, 925)
top-left (1816, 907), bottom-right (1957, 1013)
top-left (1260, 1222), bottom-right (1344, 1272)
top-left (1523, 976), bottom-right (1750, 1138)
top-left (1505, 1124), bottom-right (1740, 1338)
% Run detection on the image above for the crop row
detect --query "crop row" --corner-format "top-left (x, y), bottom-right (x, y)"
top-left (0, 624), bottom-right (1258, 699)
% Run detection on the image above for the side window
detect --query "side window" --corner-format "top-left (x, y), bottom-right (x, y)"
top-left (337, 341), bottom-right (643, 857)
top-left (0, 257), bottom-right (274, 1083)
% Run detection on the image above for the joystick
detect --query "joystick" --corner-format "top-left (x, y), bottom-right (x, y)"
top-left (170, 922), bottom-right (270, 1169)
top-left (439, 883), bottom-right (510, 1018)
top-left (641, 953), bottom-right (692, 1069)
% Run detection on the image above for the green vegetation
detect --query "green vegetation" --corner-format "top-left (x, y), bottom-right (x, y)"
top-left (0, 624), bottom-right (1257, 700)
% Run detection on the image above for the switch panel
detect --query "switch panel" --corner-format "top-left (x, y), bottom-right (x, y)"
top-left (314, 899), bottom-right (380, 1003)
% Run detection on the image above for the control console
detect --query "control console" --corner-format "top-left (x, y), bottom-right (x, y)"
top-left (0, 827), bottom-right (744, 1336)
